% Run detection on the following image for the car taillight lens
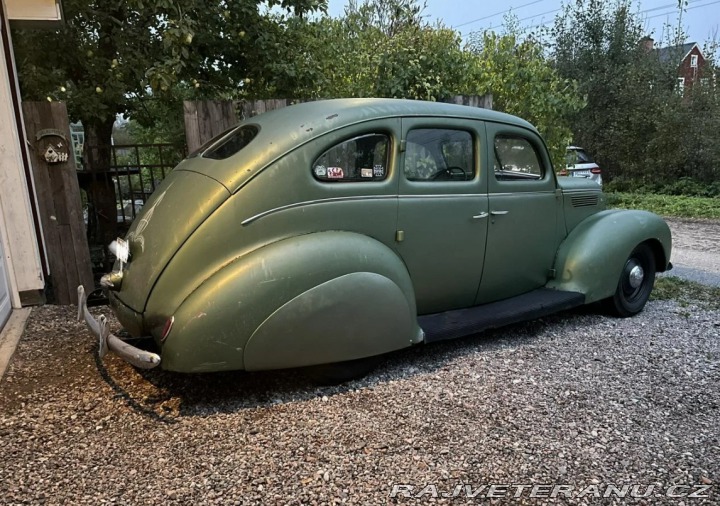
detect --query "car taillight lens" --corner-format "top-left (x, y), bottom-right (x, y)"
top-left (161, 316), bottom-right (174, 342)
top-left (591, 168), bottom-right (601, 174)
top-left (558, 170), bottom-right (568, 176)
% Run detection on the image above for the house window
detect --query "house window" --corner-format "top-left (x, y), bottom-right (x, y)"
top-left (677, 77), bottom-right (685, 95)
top-left (690, 54), bottom-right (698, 68)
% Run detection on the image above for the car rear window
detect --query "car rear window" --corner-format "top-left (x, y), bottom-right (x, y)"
top-left (575, 149), bottom-right (594, 163)
top-left (202, 125), bottom-right (259, 160)
top-left (312, 133), bottom-right (389, 182)
top-left (567, 149), bottom-right (594, 164)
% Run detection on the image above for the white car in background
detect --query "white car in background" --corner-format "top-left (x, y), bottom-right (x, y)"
top-left (561, 146), bottom-right (602, 186)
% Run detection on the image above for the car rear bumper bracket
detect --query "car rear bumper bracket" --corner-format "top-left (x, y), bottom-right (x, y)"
top-left (77, 285), bottom-right (161, 369)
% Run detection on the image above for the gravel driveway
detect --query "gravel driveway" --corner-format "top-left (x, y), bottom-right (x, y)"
top-left (1, 296), bottom-right (719, 504)
top-left (664, 218), bottom-right (720, 287)
top-left (2, 218), bottom-right (719, 505)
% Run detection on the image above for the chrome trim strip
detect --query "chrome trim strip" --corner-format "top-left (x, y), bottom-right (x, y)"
top-left (489, 191), bottom-right (557, 197)
top-left (241, 193), bottom-right (488, 225)
top-left (399, 193), bottom-right (486, 199)
top-left (241, 195), bottom-right (397, 225)
top-left (561, 189), bottom-right (603, 195)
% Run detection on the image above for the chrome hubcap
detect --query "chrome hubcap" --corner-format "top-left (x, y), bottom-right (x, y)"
top-left (628, 264), bottom-right (645, 289)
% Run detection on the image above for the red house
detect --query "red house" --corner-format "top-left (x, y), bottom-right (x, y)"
top-left (656, 41), bottom-right (709, 93)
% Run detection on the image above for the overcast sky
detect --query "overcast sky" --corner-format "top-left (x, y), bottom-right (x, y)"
top-left (326, 0), bottom-right (720, 49)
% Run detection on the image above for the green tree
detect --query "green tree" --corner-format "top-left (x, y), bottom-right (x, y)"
top-left (552, 0), bottom-right (654, 181)
top-left (253, 1), bottom-right (583, 166)
top-left (12, 0), bottom-right (325, 250)
top-left (462, 27), bottom-right (585, 166)
top-left (549, 0), bottom-right (720, 187)
top-left (372, 23), bottom-right (468, 100)
top-left (645, 79), bottom-right (720, 191)
top-left (267, 0), bottom-right (469, 101)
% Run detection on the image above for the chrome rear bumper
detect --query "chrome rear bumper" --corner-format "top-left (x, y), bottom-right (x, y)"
top-left (77, 285), bottom-right (161, 369)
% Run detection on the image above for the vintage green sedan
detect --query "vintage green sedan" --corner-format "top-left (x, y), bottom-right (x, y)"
top-left (78, 98), bottom-right (672, 378)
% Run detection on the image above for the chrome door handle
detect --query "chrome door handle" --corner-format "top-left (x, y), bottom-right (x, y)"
top-left (490, 210), bottom-right (509, 215)
top-left (472, 212), bottom-right (489, 219)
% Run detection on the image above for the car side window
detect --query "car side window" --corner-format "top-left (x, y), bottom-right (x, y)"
top-left (405, 129), bottom-right (474, 182)
top-left (312, 134), bottom-right (389, 182)
top-left (494, 136), bottom-right (543, 181)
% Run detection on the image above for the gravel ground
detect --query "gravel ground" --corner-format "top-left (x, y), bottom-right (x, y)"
top-left (1, 300), bottom-right (719, 505)
top-left (664, 218), bottom-right (720, 287)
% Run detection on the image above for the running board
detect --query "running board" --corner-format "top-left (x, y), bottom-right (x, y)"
top-left (419, 288), bottom-right (585, 343)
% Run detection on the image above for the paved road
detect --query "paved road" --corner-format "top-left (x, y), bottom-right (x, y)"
top-left (663, 218), bottom-right (720, 286)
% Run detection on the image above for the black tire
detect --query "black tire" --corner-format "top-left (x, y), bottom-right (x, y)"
top-left (606, 243), bottom-right (656, 317)
top-left (305, 354), bottom-right (385, 385)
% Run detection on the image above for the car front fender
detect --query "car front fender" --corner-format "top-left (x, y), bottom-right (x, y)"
top-left (161, 231), bottom-right (421, 372)
top-left (547, 210), bottom-right (672, 303)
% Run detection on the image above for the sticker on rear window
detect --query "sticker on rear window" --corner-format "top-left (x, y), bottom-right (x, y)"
top-left (327, 167), bottom-right (344, 179)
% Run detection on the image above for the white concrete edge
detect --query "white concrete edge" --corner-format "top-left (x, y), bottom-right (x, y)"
top-left (0, 307), bottom-right (32, 382)
top-left (0, 203), bottom-right (22, 309)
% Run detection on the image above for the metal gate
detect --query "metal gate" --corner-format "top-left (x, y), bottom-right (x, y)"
top-left (78, 143), bottom-right (185, 225)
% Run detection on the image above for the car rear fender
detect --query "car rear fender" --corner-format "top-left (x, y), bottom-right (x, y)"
top-left (546, 210), bottom-right (672, 303)
top-left (161, 231), bottom-right (421, 372)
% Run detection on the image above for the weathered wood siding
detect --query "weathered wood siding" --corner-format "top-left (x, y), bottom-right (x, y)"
top-left (183, 100), bottom-right (237, 156)
top-left (22, 101), bottom-right (93, 305)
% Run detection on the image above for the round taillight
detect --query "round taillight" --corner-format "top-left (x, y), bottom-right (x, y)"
top-left (161, 316), bottom-right (174, 342)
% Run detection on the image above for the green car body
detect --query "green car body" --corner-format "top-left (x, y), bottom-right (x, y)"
top-left (97, 98), bottom-right (672, 373)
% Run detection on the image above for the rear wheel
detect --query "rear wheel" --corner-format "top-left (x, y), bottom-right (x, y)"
top-left (606, 243), bottom-right (656, 317)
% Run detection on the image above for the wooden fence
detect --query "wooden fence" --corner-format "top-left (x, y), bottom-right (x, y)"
top-left (22, 101), bottom-right (94, 305)
top-left (184, 95), bottom-right (492, 154)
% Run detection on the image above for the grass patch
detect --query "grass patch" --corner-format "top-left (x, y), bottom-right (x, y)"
top-left (606, 192), bottom-right (720, 219)
top-left (651, 276), bottom-right (720, 310)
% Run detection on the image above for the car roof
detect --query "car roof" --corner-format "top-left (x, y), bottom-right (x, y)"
top-left (251, 98), bottom-right (535, 131)
top-left (182, 98), bottom-right (539, 193)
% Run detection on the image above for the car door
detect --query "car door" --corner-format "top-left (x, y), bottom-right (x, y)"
top-left (396, 117), bottom-right (488, 315)
top-left (475, 122), bottom-right (562, 304)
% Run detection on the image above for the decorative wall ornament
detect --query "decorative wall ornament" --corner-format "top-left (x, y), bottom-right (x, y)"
top-left (37, 129), bottom-right (69, 164)
top-left (43, 142), bottom-right (69, 164)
